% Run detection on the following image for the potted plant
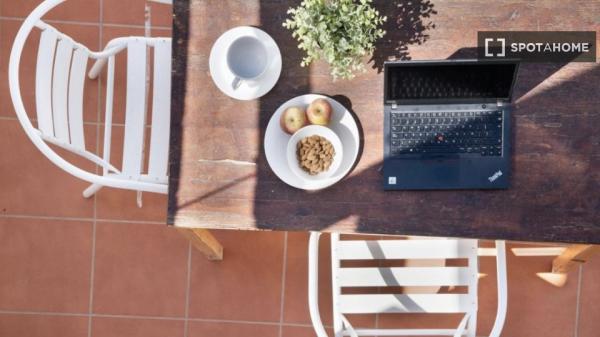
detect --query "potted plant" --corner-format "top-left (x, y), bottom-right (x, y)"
top-left (283, 0), bottom-right (386, 80)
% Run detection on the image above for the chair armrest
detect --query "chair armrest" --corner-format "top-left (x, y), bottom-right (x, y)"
top-left (308, 232), bottom-right (329, 337)
top-left (489, 240), bottom-right (508, 337)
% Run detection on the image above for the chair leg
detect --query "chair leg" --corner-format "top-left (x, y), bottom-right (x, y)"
top-left (83, 183), bottom-right (103, 198)
top-left (88, 59), bottom-right (107, 79)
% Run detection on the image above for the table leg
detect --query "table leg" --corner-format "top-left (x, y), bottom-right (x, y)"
top-left (177, 228), bottom-right (223, 260)
top-left (552, 244), bottom-right (599, 273)
top-left (537, 244), bottom-right (599, 287)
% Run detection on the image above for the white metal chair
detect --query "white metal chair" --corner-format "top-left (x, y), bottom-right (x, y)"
top-left (308, 233), bottom-right (508, 337)
top-left (9, 0), bottom-right (172, 207)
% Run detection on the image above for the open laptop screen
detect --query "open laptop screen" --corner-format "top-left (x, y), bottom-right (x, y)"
top-left (385, 61), bottom-right (518, 104)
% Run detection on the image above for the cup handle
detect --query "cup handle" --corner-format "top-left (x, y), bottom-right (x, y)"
top-left (232, 76), bottom-right (242, 90)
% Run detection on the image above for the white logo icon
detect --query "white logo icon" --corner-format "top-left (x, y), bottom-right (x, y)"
top-left (488, 170), bottom-right (503, 182)
top-left (485, 38), bottom-right (506, 57)
top-left (388, 176), bottom-right (397, 185)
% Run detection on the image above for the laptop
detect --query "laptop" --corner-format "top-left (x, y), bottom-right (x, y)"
top-left (383, 59), bottom-right (519, 190)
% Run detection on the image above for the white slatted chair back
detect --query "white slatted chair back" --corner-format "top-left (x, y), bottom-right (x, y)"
top-left (308, 233), bottom-right (508, 337)
top-left (35, 27), bottom-right (88, 147)
top-left (119, 37), bottom-right (172, 184)
top-left (9, 0), bottom-right (172, 197)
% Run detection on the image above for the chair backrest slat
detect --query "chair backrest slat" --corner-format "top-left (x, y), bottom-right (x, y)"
top-left (122, 39), bottom-right (148, 178)
top-left (332, 236), bottom-right (479, 319)
top-left (337, 266), bottom-right (471, 287)
top-left (148, 39), bottom-right (171, 180)
top-left (339, 294), bottom-right (471, 314)
top-left (310, 234), bottom-right (506, 337)
top-left (336, 239), bottom-right (477, 260)
top-left (35, 28), bottom-right (57, 136)
top-left (68, 47), bottom-right (88, 150)
top-left (51, 37), bottom-right (73, 143)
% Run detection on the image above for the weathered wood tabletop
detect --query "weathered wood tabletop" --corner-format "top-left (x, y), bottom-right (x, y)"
top-left (168, 0), bottom-right (600, 244)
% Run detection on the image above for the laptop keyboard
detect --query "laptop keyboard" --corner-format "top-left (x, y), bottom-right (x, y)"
top-left (390, 110), bottom-right (503, 156)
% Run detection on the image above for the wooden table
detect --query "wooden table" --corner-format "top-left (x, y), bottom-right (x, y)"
top-left (168, 0), bottom-right (600, 262)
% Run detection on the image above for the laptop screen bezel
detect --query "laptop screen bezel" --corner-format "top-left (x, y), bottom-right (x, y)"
top-left (383, 59), bottom-right (520, 105)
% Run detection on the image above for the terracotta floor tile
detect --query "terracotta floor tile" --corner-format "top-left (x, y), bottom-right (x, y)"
top-left (477, 242), bottom-right (579, 337)
top-left (578, 252), bottom-right (600, 337)
top-left (0, 20), bottom-right (100, 122)
top-left (377, 313), bottom-right (464, 331)
top-left (0, 218), bottom-right (92, 312)
top-left (95, 125), bottom-right (167, 222)
top-left (187, 321), bottom-right (279, 337)
top-left (92, 222), bottom-right (188, 316)
top-left (103, 0), bottom-right (172, 27)
top-left (91, 317), bottom-right (183, 337)
top-left (188, 230), bottom-right (285, 322)
top-left (0, 120), bottom-right (97, 218)
top-left (95, 188), bottom-right (167, 222)
top-left (1, 0), bottom-right (100, 23)
top-left (152, 27), bottom-right (172, 38)
top-left (281, 325), bottom-right (333, 337)
top-left (0, 314), bottom-right (88, 337)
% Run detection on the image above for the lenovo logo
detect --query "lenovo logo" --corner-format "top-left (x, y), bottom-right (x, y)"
top-left (488, 170), bottom-right (503, 182)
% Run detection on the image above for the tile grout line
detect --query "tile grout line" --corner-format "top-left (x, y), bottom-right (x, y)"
top-left (0, 116), bottom-right (155, 130)
top-left (0, 213), bottom-right (166, 225)
top-left (0, 309), bottom-right (319, 326)
top-left (574, 264), bottom-right (583, 337)
top-left (0, 16), bottom-right (172, 30)
top-left (278, 232), bottom-right (289, 337)
top-left (87, 207), bottom-right (98, 337)
top-left (87, 2), bottom-right (103, 337)
top-left (0, 309), bottom-right (334, 329)
top-left (183, 242), bottom-right (192, 337)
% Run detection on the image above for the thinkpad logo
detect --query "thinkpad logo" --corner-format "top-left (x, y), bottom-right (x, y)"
top-left (488, 170), bottom-right (503, 182)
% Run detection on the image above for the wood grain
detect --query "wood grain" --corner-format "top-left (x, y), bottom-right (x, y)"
top-left (552, 245), bottom-right (600, 274)
top-left (168, 0), bottom-right (600, 243)
top-left (176, 228), bottom-right (223, 260)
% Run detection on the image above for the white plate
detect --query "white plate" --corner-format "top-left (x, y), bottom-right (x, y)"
top-left (209, 26), bottom-right (282, 100)
top-left (265, 94), bottom-right (361, 190)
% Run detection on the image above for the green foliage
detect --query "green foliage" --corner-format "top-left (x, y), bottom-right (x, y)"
top-left (283, 0), bottom-right (386, 80)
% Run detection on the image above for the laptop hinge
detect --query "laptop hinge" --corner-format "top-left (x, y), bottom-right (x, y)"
top-left (392, 103), bottom-right (398, 109)
top-left (497, 100), bottom-right (504, 107)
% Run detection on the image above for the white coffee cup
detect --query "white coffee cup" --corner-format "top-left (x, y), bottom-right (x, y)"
top-left (226, 36), bottom-right (269, 90)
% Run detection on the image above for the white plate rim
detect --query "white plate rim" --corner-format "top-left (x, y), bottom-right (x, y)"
top-left (264, 94), bottom-right (361, 190)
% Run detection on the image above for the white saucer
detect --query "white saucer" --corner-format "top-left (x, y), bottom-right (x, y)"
top-left (264, 94), bottom-right (361, 190)
top-left (209, 26), bottom-right (282, 100)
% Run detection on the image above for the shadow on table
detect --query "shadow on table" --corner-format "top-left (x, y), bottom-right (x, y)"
top-left (369, 0), bottom-right (437, 72)
top-left (252, 35), bottom-right (600, 240)
top-left (168, 0), bottom-right (599, 241)
top-left (167, 0), bottom-right (191, 217)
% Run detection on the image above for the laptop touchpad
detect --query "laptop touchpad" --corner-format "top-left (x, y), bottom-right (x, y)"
top-left (425, 160), bottom-right (459, 182)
